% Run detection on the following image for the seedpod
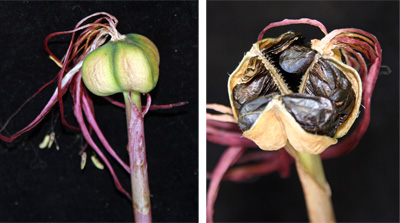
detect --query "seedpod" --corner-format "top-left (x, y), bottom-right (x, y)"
top-left (82, 33), bottom-right (159, 96)
top-left (228, 31), bottom-right (362, 154)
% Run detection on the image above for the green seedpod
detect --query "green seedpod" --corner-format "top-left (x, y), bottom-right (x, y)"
top-left (82, 33), bottom-right (159, 96)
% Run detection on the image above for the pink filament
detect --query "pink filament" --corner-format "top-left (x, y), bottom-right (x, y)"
top-left (207, 120), bottom-right (257, 147)
top-left (43, 12), bottom-right (119, 132)
top-left (0, 75), bottom-right (72, 142)
top-left (73, 74), bottom-right (131, 200)
top-left (81, 89), bottom-right (130, 173)
top-left (207, 147), bottom-right (246, 223)
top-left (0, 74), bottom-right (58, 133)
top-left (103, 95), bottom-right (188, 111)
top-left (257, 18), bottom-right (328, 41)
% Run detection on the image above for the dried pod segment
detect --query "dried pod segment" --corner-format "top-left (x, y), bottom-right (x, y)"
top-left (228, 31), bottom-right (361, 154)
top-left (82, 33), bottom-right (160, 96)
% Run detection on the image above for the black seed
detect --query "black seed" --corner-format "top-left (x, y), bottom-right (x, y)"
top-left (237, 94), bottom-right (277, 131)
top-left (279, 45), bottom-right (316, 74)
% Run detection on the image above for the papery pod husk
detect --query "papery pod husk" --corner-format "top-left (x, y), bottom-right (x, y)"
top-left (228, 34), bottom-right (362, 154)
top-left (82, 33), bottom-right (159, 96)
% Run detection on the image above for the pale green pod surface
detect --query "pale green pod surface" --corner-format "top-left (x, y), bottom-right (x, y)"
top-left (125, 33), bottom-right (160, 67)
top-left (81, 42), bottom-right (120, 96)
top-left (82, 34), bottom-right (160, 96)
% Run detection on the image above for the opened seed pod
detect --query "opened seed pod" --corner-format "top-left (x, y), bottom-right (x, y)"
top-left (228, 31), bottom-right (362, 154)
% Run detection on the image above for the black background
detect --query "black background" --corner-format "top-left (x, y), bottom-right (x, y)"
top-left (0, 1), bottom-right (198, 222)
top-left (207, 1), bottom-right (399, 222)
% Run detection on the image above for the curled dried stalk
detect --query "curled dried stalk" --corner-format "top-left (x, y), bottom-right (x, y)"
top-left (207, 18), bottom-right (382, 222)
top-left (0, 12), bottom-right (185, 222)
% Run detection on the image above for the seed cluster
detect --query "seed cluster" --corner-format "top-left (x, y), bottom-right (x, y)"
top-left (232, 31), bottom-right (356, 137)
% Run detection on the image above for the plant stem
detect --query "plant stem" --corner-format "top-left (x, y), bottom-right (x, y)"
top-left (123, 91), bottom-right (152, 223)
top-left (286, 144), bottom-right (335, 222)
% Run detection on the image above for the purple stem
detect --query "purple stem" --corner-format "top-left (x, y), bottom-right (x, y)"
top-left (125, 91), bottom-right (152, 222)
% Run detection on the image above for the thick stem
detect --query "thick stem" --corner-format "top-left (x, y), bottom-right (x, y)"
top-left (123, 91), bottom-right (152, 223)
top-left (286, 144), bottom-right (335, 222)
